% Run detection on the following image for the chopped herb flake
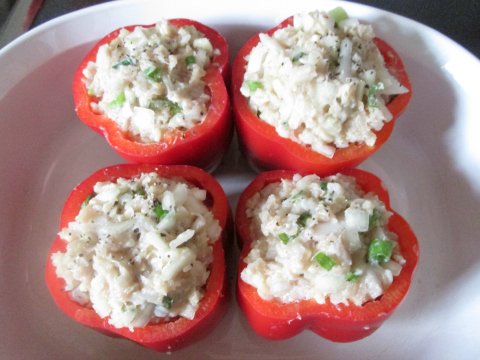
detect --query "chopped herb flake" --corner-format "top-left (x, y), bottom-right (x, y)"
top-left (162, 295), bottom-right (173, 309)
top-left (297, 212), bottom-right (311, 228)
top-left (245, 80), bottom-right (263, 92)
top-left (292, 52), bottom-right (306, 63)
top-left (279, 233), bottom-right (290, 244)
top-left (314, 252), bottom-right (336, 271)
top-left (81, 193), bottom-right (94, 209)
top-left (185, 55), bottom-right (196, 65)
top-left (369, 208), bottom-right (380, 229)
top-left (368, 238), bottom-right (393, 264)
top-left (112, 56), bottom-right (134, 69)
top-left (144, 66), bottom-right (162, 82)
top-left (367, 82), bottom-right (384, 108)
top-left (154, 203), bottom-right (169, 221)
top-left (320, 181), bottom-right (328, 192)
top-left (149, 98), bottom-right (182, 116)
top-left (109, 92), bottom-right (126, 107)
top-left (346, 271), bottom-right (360, 282)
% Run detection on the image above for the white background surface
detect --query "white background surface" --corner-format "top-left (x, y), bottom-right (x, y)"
top-left (0, 0), bottom-right (479, 359)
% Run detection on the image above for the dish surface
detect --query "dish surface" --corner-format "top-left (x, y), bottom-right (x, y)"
top-left (0, 0), bottom-right (479, 358)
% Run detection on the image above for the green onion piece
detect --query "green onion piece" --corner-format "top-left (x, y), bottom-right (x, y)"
top-left (278, 233), bottom-right (290, 244)
top-left (167, 100), bottom-right (182, 116)
top-left (149, 98), bottom-right (182, 116)
top-left (245, 80), bottom-right (263, 92)
top-left (367, 82), bottom-right (385, 108)
top-left (112, 56), bottom-right (134, 69)
top-left (153, 202), bottom-right (169, 221)
top-left (148, 100), bottom-right (161, 110)
top-left (185, 55), bottom-right (196, 65)
top-left (144, 67), bottom-right (162, 82)
top-left (346, 271), bottom-right (360, 282)
top-left (328, 7), bottom-right (349, 25)
top-left (320, 181), bottom-right (328, 192)
top-left (81, 193), bottom-right (94, 209)
top-left (135, 187), bottom-right (146, 197)
top-left (368, 238), bottom-right (393, 264)
top-left (314, 252), bottom-right (336, 271)
top-left (87, 87), bottom-right (95, 96)
top-left (121, 304), bottom-right (127, 312)
top-left (292, 52), bottom-right (306, 63)
top-left (297, 212), bottom-right (311, 228)
top-left (369, 208), bottom-right (380, 229)
top-left (290, 191), bottom-right (304, 202)
top-left (162, 295), bottom-right (173, 309)
top-left (109, 92), bottom-right (126, 107)
top-left (328, 56), bottom-right (340, 70)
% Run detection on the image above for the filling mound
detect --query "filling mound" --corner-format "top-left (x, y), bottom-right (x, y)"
top-left (241, 10), bottom-right (408, 157)
top-left (83, 20), bottom-right (217, 143)
top-left (241, 173), bottom-right (405, 306)
top-left (52, 173), bottom-right (221, 330)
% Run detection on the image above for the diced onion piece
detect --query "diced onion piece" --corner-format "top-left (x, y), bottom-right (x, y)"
top-left (170, 229), bottom-right (195, 248)
top-left (94, 184), bottom-right (120, 202)
top-left (338, 38), bottom-right (352, 81)
top-left (162, 190), bottom-right (176, 210)
top-left (193, 37), bottom-right (213, 52)
top-left (377, 67), bottom-right (409, 95)
top-left (343, 228), bottom-right (362, 251)
top-left (131, 107), bottom-right (157, 139)
top-left (378, 100), bottom-right (393, 121)
top-left (311, 141), bottom-right (336, 158)
top-left (345, 207), bottom-right (369, 232)
top-left (162, 248), bottom-right (195, 279)
top-left (142, 231), bottom-right (169, 252)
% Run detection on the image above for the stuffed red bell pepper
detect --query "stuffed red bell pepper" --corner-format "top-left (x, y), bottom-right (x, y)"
top-left (232, 9), bottom-right (412, 174)
top-left (45, 164), bottom-right (230, 352)
top-left (73, 19), bottom-right (231, 171)
top-left (236, 168), bottom-right (418, 342)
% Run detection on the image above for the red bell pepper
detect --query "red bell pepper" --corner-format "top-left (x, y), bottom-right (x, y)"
top-left (73, 19), bottom-right (231, 171)
top-left (232, 17), bottom-right (412, 174)
top-left (235, 168), bottom-right (419, 342)
top-left (45, 164), bottom-right (230, 352)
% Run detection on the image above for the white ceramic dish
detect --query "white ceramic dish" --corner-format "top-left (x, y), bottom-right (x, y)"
top-left (1, 0), bottom-right (479, 358)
